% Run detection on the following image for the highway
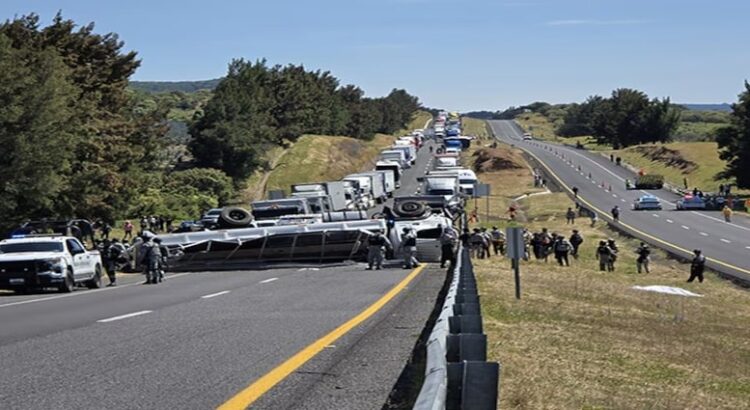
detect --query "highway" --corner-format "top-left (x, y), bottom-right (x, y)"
top-left (0, 141), bottom-right (442, 409)
top-left (489, 120), bottom-right (750, 283)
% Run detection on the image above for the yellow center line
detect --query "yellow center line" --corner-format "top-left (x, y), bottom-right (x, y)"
top-left (217, 264), bottom-right (427, 410)
top-left (510, 136), bottom-right (750, 277)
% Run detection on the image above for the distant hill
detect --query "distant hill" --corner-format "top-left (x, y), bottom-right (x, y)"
top-left (679, 103), bottom-right (732, 112)
top-left (129, 78), bottom-right (222, 93)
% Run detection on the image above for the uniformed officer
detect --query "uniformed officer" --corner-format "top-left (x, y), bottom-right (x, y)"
top-left (400, 227), bottom-right (420, 269)
top-left (366, 229), bottom-right (392, 270)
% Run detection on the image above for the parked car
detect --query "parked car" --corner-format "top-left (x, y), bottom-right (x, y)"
top-left (633, 195), bottom-right (662, 210)
top-left (676, 195), bottom-right (706, 210)
top-left (0, 235), bottom-right (103, 293)
top-left (522, 133), bottom-right (533, 140)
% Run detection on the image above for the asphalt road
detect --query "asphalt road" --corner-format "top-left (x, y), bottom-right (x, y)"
top-left (0, 141), bottom-right (443, 409)
top-left (489, 120), bottom-right (750, 282)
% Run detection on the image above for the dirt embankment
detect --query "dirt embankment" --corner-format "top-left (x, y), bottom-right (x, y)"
top-left (471, 147), bottom-right (526, 173)
top-left (628, 145), bottom-right (698, 173)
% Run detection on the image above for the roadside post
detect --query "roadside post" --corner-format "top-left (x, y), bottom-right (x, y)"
top-left (506, 227), bottom-right (524, 299)
top-left (474, 183), bottom-right (491, 222)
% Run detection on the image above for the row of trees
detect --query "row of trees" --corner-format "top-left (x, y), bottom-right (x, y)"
top-left (0, 14), bottom-right (420, 232)
top-left (189, 59), bottom-right (420, 180)
top-left (558, 89), bottom-right (681, 148)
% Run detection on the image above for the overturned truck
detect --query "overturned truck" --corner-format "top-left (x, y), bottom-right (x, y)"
top-left (157, 219), bottom-right (386, 271)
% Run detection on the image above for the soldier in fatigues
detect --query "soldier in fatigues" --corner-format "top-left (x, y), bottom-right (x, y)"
top-left (366, 230), bottom-right (392, 270)
top-left (400, 227), bottom-right (420, 269)
top-left (439, 224), bottom-right (458, 268)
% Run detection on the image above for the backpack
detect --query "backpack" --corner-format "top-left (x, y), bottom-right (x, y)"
top-left (556, 241), bottom-right (570, 252)
top-left (404, 236), bottom-right (417, 247)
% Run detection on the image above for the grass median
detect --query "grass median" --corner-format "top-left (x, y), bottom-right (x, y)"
top-left (467, 130), bottom-right (750, 409)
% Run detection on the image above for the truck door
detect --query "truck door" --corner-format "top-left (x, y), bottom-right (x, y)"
top-left (66, 239), bottom-right (90, 279)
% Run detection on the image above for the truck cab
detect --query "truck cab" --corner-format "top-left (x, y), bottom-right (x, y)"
top-left (0, 235), bottom-right (103, 293)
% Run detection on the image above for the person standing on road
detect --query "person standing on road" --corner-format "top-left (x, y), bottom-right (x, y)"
top-left (490, 226), bottom-right (505, 256)
top-left (569, 230), bottom-right (583, 259)
top-left (439, 225), bottom-right (458, 268)
top-left (611, 206), bottom-right (620, 222)
top-left (596, 241), bottom-right (613, 272)
top-left (565, 207), bottom-right (576, 224)
top-left (366, 229), bottom-right (392, 270)
top-left (635, 242), bottom-right (651, 274)
top-left (400, 227), bottom-right (420, 269)
top-left (572, 186), bottom-right (579, 198)
top-left (687, 249), bottom-right (706, 283)
top-left (123, 220), bottom-right (134, 241)
top-left (722, 205), bottom-right (733, 222)
top-left (553, 236), bottom-right (572, 266)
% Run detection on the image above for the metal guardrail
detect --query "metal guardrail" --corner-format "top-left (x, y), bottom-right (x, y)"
top-left (414, 245), bottom-right (500, 410)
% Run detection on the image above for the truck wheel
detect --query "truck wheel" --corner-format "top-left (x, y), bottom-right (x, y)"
top-left (86, 265), bottom-right (102, 289)
top-left (395, 200), bottom-right (427, 218)
top-left (59, 269), bottom-right (75, 293)
top-left (218, 206), bottom-right (253, 227)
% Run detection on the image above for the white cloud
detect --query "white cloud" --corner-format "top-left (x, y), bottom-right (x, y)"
top-left (546, 19), bottom-right (650, 26)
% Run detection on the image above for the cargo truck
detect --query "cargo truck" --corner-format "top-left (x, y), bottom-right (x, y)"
top-left (290, 181), bottom-right (350, 211)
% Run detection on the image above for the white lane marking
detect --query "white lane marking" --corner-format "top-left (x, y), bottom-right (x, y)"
top-left (681, 225), bottom-right (690, 230)
top-left (720, 239), bottom-right (731, 244)
top-left (652, 214), bottom-right (660, 218)
top-left (0, 272), bottom-right (197, 309)
top-left (591, 180), bottom-right (596, 184)
top-left (260, 277), bottom-right (279, 284)
top-left (700, 232), bottom-right (709, 236)
top-left (690, 211), bottom-right (750, 233)
top-left (612, 194), bottom-right (618, 198)
top-left (746, 246), bottom-right (750, 250)
top-left (666, 219), bottom-right (674, 223)
top-left (621, 199), bottom-right (626, 202)
top-left (97, 310), bottom-right (152, 323)
top-left (201, 290), bottom-right (230, 299)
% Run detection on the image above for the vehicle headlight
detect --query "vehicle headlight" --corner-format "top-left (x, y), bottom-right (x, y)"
top-left (41, 258), bottom-right (64, 273)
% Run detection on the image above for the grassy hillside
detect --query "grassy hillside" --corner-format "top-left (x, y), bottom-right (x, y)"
top-left (130, 78), bottom-right (221, 93)
top-left (242, 110), bottom-right (431, 201)
top-left (607, 142), bottom-right (747, 193)
top-left (466, 144), bottom-right (750, 409)
top-left (461, 117), bottom-right (491, 139)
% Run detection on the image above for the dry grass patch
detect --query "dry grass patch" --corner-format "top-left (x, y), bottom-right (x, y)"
top-left (469, 164), bottom-right (750, 409)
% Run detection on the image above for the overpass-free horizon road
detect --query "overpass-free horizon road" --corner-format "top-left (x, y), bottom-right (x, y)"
top-left (489, 120), bottom-right (750, 283)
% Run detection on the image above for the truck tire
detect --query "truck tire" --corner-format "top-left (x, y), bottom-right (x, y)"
top-left (395, 200), bottom-right (427, 218)
top-left (59, 269), bottom-right (75, 293)
top-left (218, 207), bottom-right (253, 228)
top-left (86, 265), bottom-right (102, 289)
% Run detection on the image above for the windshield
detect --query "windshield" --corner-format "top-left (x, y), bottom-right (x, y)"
top-left (459, 179), bottom-right (476, 185)
top-left (0, 242), bottom-right (64, 253)
top-left (206, 209), bottom-right (222, 215)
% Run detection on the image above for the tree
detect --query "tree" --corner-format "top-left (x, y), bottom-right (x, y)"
top-left (0, 13), bottom-right (168, 223)
top-left (0, 34), bottom-right (77, 231)
top-left (716, 81), bottom-right (750, 188)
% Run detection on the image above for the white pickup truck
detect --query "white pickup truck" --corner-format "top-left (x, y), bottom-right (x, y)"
top-left (0, 235), bottom-right (103, 293)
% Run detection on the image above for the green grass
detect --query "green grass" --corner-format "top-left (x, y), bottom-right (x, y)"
top-left (515, 112), bottom-right (560, 141)
top-left (468, 148), bottom-right (750, 409)
top-left (248, 110), bottom-right (431, 198)
top-left (674, 121), bottom-right (725, 142)
top-left (461, 117), bottom-right (491, 140)
top-left (606, 141), bottom-right (748, 194)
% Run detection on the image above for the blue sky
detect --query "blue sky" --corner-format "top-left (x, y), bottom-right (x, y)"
top-left (2, 0), bottom-right (749, 111)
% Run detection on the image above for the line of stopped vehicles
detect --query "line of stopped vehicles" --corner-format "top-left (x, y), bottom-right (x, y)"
top-left (0, 112), bottom-right (481, 293)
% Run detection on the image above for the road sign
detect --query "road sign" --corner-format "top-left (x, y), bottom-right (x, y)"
top-left (506, 227), bottom-right (525, 300)
top-left (473, 183), bottom-right (491, 198)
top-left (505, 227), bottom-right (525, 259)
